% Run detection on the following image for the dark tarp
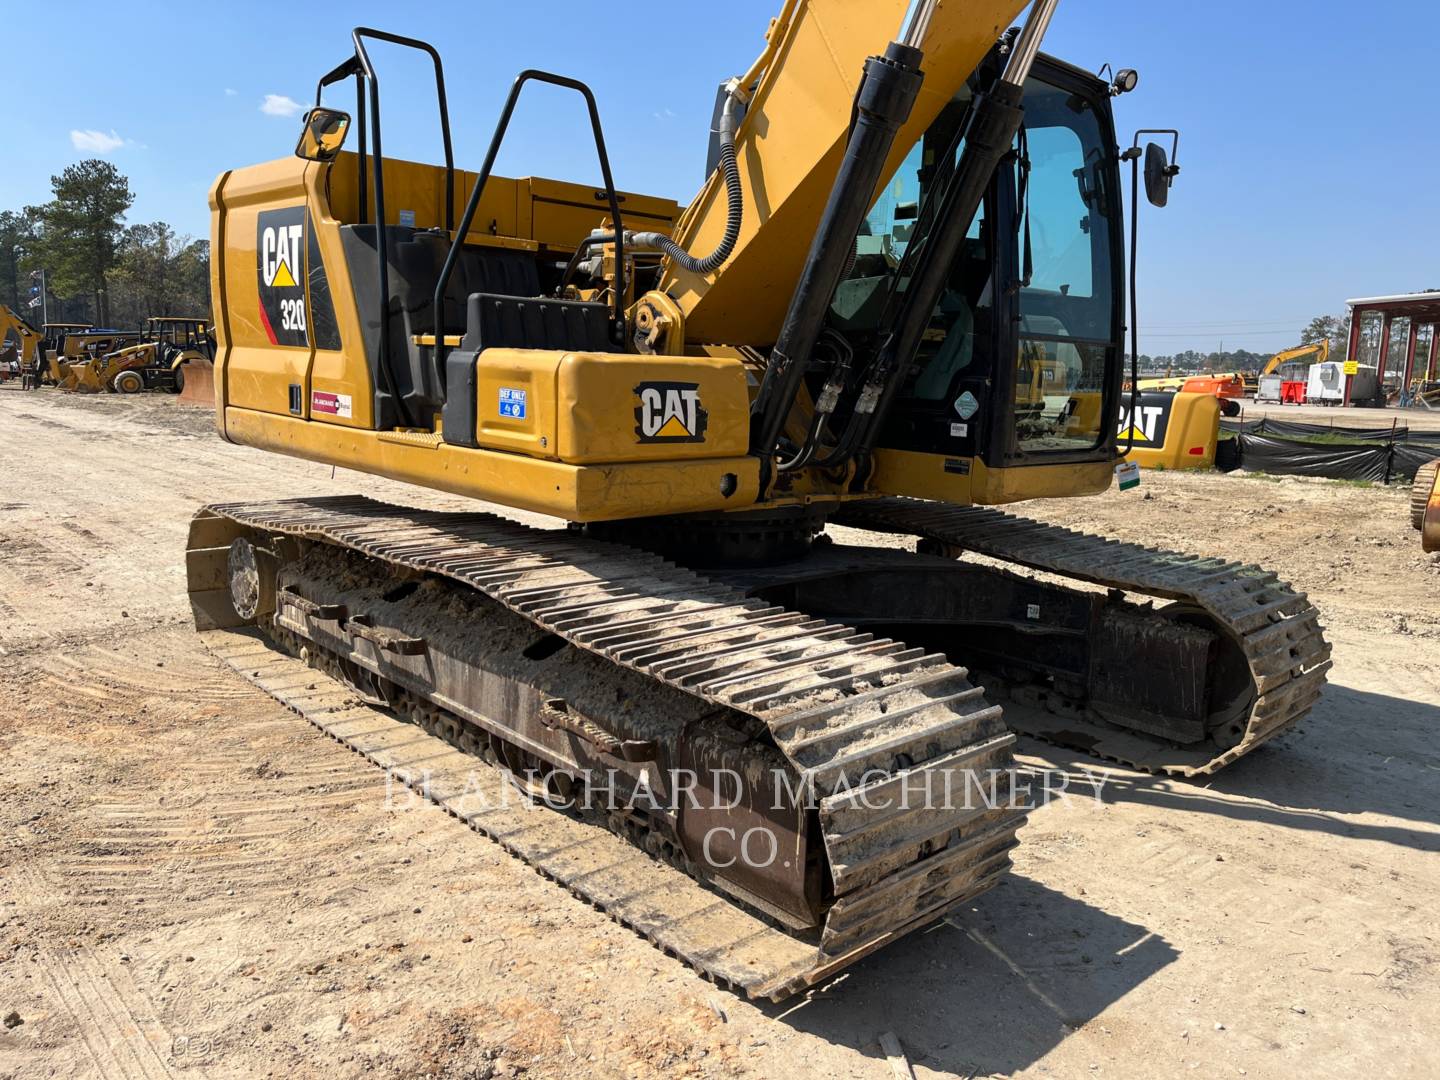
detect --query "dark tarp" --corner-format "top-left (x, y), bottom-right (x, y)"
top-left (1237, 435), bottom-right (1391, 482)
top-left (1393, 442), bottom-right (1440, 483)
top-left (1405, 430), bottom-right (1440, 451)
top-left (1220, 417), bottom-right (1267, 435)
top-left (1203, 413), bottom-right (1440, 482)
top-left (1215, 437), bottom-right (1243, 473)
top-left (1258, 418), bottom-right (1407, 441)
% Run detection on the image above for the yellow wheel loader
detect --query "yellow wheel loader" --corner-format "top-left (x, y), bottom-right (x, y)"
top-left (189, 2), bottom-right (1330, 998)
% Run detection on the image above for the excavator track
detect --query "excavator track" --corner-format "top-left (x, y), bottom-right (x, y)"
top-left (833, 498), bottom-right (1332, 775)
top-left (187, 495), bottom-right (1025, 1001)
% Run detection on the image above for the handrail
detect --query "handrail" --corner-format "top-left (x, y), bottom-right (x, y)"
top-left (432, 69), bottom-right (627, 378)
top-left (315, 29), bottom-right (458, 428)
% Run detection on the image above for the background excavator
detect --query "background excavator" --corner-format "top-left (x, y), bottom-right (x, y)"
top-left (188, 0), bottom-right (1330, 999)
top-left (1256, 340), bottom-right (1329, 404)
top-left (1262, 340), bottom-right (1330, 378)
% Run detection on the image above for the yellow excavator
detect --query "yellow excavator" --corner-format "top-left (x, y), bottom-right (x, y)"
top-left (1263, 340), bottom-right (1329, 378)
top-left (188, 1), bottom-right (1330, 998)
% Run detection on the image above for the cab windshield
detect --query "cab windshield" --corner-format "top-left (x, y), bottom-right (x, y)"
top-left (829, 62), bottom-right (1120, 460)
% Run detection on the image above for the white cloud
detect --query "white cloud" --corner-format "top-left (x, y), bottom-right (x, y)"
top-left (70, 128), bottom-right (126, 153)
top-left (260, 94), bottom-right (303, 118)
top-left (224, 87), bottom-right (238, 96)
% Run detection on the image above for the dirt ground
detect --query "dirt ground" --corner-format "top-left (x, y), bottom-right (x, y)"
top-left (2, 388), bottom-right (1437, 1080)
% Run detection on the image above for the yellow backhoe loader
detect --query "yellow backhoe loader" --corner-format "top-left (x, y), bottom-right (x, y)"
top-left (81, 317), bottom-right (215, 394)
top-left (49, 328), bottom-right (142, 390)
top-left (189, 2), bottom-right (1330, 998)
top-left (0, 305), bottom-right (45, 388)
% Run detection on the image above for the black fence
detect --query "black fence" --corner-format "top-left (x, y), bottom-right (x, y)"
top-left (1217, 416), bottom-right (1440, 484)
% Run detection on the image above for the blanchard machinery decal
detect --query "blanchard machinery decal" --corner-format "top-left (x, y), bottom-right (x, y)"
top-left (311, 391), bottom-right (353, 418)
top-left (256, 206), bottom-right (309, 348)
top-left (1117, 393), bottom-right (1174, 446)
top-left (634, 381), bottom-right (707, 443)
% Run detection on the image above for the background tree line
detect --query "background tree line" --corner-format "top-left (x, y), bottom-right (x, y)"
top-left (0, 159), bottom-right (209, 329)
top-left (1137, 304), bottom-right (1437, 377)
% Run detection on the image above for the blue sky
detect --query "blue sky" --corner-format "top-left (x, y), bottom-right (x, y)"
top-left (6, 1), bottom-right (1436, 354)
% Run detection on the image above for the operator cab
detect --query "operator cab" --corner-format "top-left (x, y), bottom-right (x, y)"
top-left (827, 53), bottom-right (1125, 472)
top-left (141, 317), bottom-right (216, 362)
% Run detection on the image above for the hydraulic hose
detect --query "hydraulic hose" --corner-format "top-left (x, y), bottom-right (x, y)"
top-left (555, 92), bottom-right (743, 299)
top-left (631, 93), bottom-right (743, 276)
top-left (749, 40), bottom-right (925, 483)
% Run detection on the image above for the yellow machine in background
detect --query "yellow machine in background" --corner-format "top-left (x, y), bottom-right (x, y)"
top-left (1415, 458), bottom-right (1440, 553)
top-left (1263, 340), bottom-right (1329, 377)
top-left (37, 321), bottom-right (94, 384)
top-left (0, 305), bottom-right (45, 387)
top-left (79, 317), bottom-right (215, 394)
top-left (188, 2), bottom-right (1330, 998)
top-left (49, 328), bottom-right (141, 389)
top-left (1119, 391), bottom-right (1220, 470)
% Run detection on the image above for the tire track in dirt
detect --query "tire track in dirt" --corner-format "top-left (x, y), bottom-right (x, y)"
top-left (15, 630), bottom-right (387, 917)
top-left (14, 869), bottom-right (177, 1080)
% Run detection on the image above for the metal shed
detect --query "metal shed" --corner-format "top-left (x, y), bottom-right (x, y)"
top-left (1343, 291), bottom-right (1440, 405)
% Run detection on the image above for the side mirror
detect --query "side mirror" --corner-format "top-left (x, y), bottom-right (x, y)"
top-left (1144, 142), bottom-right (1179, 208)
top-left (295, 107), bottom-right (352, 163)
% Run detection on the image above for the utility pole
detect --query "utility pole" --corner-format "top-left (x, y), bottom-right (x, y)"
top-left (28, 268), bottom-right (51, 326)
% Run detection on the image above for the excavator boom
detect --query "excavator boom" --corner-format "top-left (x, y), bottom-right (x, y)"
top-left (1262, 339), bottom-right (1330, 376)
top-left (659, 0), bottom-right (1028, 344)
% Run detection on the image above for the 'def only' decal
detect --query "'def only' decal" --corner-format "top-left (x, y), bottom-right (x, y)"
top-left (1117, 395), bottom-right (1173, 446)
top-left (257, 207), bottom-right (308, 347)
top-left (635, 381), bottom-right (707, 443)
